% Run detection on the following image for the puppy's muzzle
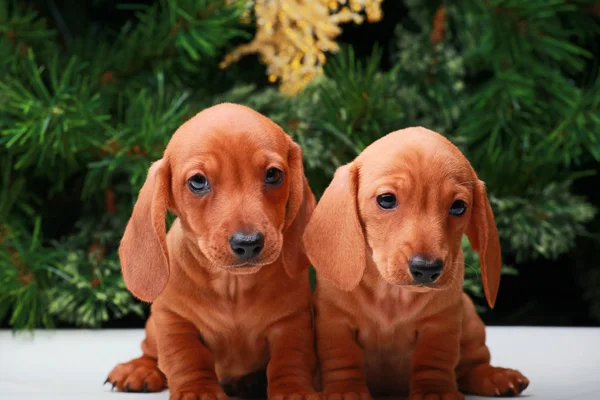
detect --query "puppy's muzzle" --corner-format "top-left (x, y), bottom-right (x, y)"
top-left (408, 254), bottom-right (443, 284)
top-left (229, 231), bottom-right (264, 262)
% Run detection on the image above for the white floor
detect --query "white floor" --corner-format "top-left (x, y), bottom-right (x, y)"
top-left (1, 327), bottom-right (599, 400)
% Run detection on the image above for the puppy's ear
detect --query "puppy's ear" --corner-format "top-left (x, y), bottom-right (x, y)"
top-left (119, 158), bottom-right (171, 302)
top-left (466, 179), bottom-right (502, 309)
top-left (281, 140), bottom-right (315, 277)
top-left (284, 140), bottom-right (305, 230)
top-left (303, 163), bottom-right (366, 291)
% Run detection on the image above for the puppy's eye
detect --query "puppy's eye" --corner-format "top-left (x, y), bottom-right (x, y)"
top-left (449, 200), bottom-right (467, 216)
top-left (377, 193), bottom-right (397, 210)
top-left (265, 167), bottom-right (283, 186)
top-left (187, 174), bottom-right (210, 194)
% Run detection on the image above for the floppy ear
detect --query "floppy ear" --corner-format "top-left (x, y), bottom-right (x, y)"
top-left (465, 179), bottom-right (502, 309)
top-left (302, 163), bottom-right (366, 291)
top-left (119, 158), bottom-right (171, 302)
top-left (281, 140), bottom-right (315, 277)
top-left (283, 140), bottom-right (305, 230)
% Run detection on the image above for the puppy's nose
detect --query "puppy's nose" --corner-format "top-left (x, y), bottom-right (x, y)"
top-left (229, 231), bottom-right (264, 261)
top-left (408, 255), bottom-right (443, 284)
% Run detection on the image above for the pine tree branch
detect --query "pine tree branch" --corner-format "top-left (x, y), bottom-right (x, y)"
top-left (45, 0), bottom-right (71, 45)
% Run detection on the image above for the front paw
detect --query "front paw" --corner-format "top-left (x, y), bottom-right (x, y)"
top-left (409, 389), bottom-right (464, 400)
top-left (458, 365), bottom-right (529, 397)
top-left (323, 383), bottom-right (372, 400)
top-left (269, 386), bottom-right (321, 400)
top-left (171, 385), bottom-right (229, 400)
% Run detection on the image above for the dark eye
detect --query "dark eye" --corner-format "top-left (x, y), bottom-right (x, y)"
top-left (377, 193), bottom-right (397, 210)
top-left (265, 167), bottom-right (283, 186)
top-left (187, 174), bottom-right (209, 194)
top-left (449, 200), bottom-right (467, 216)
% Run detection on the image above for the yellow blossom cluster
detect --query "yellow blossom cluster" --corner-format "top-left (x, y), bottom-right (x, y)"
top-left (221, 0), bottom-right (383, 95)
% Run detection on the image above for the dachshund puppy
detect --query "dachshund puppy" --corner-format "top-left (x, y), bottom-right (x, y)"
top-left (106, 103), bottom-right (318, 400)
top-left (303, 127), bottom-right (529, 400)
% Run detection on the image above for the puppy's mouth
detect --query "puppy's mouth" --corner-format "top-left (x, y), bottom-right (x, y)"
top-left (224, 264), bottom-right (265, 274)
top-left (404, 282), bottom-right (443, 291)
top-left (382, 266), bottom-right (445, 290)
top-left (228, 258), bottom-right (273, 268)
top-left (386, 277), bottom-right (442, 290)
top-left (219, 247), bottom-right (282, 273)
top-left (198, 234), bottom-right (282, 273)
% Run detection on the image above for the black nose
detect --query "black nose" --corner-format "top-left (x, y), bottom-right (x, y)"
top-left (229, 231), bottom-right (264, 261)
top-left (408, 255), bottom-right (443, 284)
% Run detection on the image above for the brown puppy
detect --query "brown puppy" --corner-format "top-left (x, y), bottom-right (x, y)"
top-left (106, 103), bottom-right (318, 400)
top-left (303, 127), bottom-right (529, 400)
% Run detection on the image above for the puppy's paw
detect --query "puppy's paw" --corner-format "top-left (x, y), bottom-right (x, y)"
top-left (171, 386), bottom-right (229, 400)
top-left (409, 390), bottom-right (464, 400)
top-left (323, 392), bottom-right (371, 400)
top-left (458, 365), bottom-right (529, 397)
top-left (323, 383), bottom-right (372, 400)
top-left (105, 355), bottom-right (166, 392)
top-left (269, 387), bottom-right (321, 400)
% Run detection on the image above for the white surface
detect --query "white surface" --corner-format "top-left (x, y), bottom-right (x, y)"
top-left (1, 327), bottom-right (599, 400)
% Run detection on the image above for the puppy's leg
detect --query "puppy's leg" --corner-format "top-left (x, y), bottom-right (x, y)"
top-left (106, 314), bottom-right (167, 392)
top-left (409, 304), bottom-right (463, 400)
top-left (155, 310), bottom-right (227, 400)
top-left (456, 294), bottom-right (529, 397)
top-left (265, 311), bottom-right (319, 400)
top-left (316, 313), bottom-right (371, 400)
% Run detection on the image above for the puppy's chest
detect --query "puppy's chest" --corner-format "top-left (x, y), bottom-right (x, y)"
top-left (184, 292), bottom-right (272, 378)
top-left (356, 289), bottom-right (428, 353)
top-left (356, 290), bottom-right (427, 395)
top-left (170, 289), bottom-right (269, 380)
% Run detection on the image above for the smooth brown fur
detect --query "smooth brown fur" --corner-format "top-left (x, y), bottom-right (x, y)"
top-left (304, 127), bottom-right (529, 400)
top-left (106, 103), bottom-right (319, 400)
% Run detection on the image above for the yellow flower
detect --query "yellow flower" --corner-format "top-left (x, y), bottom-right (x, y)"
top-left (222, 0), bottom-right (384, 96)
